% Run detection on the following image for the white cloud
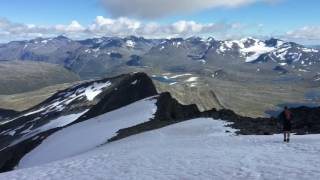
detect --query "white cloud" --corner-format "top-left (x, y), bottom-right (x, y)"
top-left (89, 16), bottom-right (141, 35)
top-left (1, 16), bottom-right (318, 45)
top-left (286, 26), bottom-right (320, 41)
top-left (102, 0), bottom-right (275, 18)
top-left (0, 16), bottom-right (247, 42)
top-left (55, 21), bottom-right (85, 33)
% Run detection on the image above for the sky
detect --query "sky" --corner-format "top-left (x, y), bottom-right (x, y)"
top-left (0, 0), bottom-right (319, 44)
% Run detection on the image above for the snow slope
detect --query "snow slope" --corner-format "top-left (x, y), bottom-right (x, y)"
top-left (219, 38), bottom-right (278, 62)
top-left (2, 118), bottom-right (320, 180)
top-left (4, 110), bottom-right (89, 150)
top-left (17, 97), bottom-right (157, 169)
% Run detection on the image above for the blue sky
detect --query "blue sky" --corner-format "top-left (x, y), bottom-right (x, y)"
top-left (0, 0), bottom-right (319, 44)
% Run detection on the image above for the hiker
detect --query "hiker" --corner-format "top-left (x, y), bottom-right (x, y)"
top-left (282, 106), bottom-right (292, 142)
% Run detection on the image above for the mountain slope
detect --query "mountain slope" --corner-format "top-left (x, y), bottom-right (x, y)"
top-left (1, 118), bottom-right (320, 180)
top-left (0, 82), bottom-right (79, 111)
top-left (0, 72), bottom-right (199, 172)
top-left (0, 61), bottom-right (80, 94)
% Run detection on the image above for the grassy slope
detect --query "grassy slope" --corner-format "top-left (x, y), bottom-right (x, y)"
top-left (0, 61), bottom-right (80, 95)
top-left (0, 82), bottom-right (80, 111)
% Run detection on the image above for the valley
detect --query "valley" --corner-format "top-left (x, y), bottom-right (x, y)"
top-left (0, 36), bottom-right (319, 117)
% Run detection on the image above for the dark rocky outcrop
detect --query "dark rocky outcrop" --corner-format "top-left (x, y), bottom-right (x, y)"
top-left (76, 72), bottom-right (157, 122)
top-left (202, 109), bottom-right (281, 135)
top-left (126, 55), bottom-right (143, 66)
top-left (109, 92), bottom-right (201, 142)
top-left (202, 106), bottom-right (320, 135)
top-left (273, 66), bottom-right (288, 74)
top-left (110, 104), bottom-right (320, 143)
top-left (0, 109), bottom-right (18, 120)
top-left (281, 106), bottom-right (320, 134)
top-left (154, 92), bottom-right (200, 121)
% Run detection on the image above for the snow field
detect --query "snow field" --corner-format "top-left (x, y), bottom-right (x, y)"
top-left (1, 118), bottom-right (319, 180)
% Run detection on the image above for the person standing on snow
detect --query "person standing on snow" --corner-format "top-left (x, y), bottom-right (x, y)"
top-left (282, 106), bottom-right (292, 143)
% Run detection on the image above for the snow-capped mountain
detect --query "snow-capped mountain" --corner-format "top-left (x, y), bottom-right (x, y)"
top-left (215, 38), bottom-right (283, 62)
top-left (146, 37), bottom-right (320, 75)
top-left (209, 37), bottom-right (320, 69)
top-left (78, 36), bottom-right (158, 50)
top-left (0, 36), bottom-right (319, 79)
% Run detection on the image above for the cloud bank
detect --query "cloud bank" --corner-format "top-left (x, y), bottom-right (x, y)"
top-left (286, 26), bottom-right (320, 42)
top-left (0, 16), bottom-right (245, 42)
top-left (102, 0), bottom-right (274, 18)
top-left (0, 16), bottom-right (319, 44)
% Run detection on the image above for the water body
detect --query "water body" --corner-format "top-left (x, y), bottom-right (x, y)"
top-left (305, 90), bottom-right (320, 101)
top-left (151, 76), bottom-right (176, 84)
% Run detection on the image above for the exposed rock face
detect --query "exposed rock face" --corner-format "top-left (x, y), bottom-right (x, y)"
top-left (77, 72), bottom-right (157, 121)
top-left (0, 109), bottom-right (18, 120)
top-left (109, 92), bottom-right (201, 142)
top-left (154, 92), bottom-right (200, 121)
top-left (282, 106), bottom-right (320, 134)
top-left (202, 109), bottom-right (281, 135)
top-left (201, 107), bottom-right (320, 135)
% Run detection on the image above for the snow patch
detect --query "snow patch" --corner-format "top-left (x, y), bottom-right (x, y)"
top-left (241, 41), bottom-right (276, 62)
top-left (185, 77), bottom-right (199, 82)
top-left (131, 80), bottom-right (138, 85)
top-left (198, 59), bottom-right (206, 64)
top-left (126, 40), bottom-right (135, 48)
top-left (0, 81), bottom-right (112, 126)
top-left (172, 41), bottom-right (182, 48)
top-left (189, 83), bottom-right (198, 87)
top-left (302, 48), bottom-right (319, 53)
top-left (92, 48), bottom-right (100, 53)
top-left (169, 74), bottom-right (192, 79)
top-left (7, 111), bottom-right (88, 149)
top-left (7, 131), bottom-right (16, 136)
top-left (84, 82), bottom-right (111, 101)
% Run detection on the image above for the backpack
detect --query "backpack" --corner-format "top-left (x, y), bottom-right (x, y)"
top-left (284, 110), bottom-right (291, 121)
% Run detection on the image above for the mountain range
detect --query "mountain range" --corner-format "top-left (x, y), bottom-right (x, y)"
top-left (0, 36), bottom-right (319, 79)
top-left (0, 36), bottom-right (319, 117)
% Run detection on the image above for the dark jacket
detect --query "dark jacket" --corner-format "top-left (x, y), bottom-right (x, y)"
top-left (280, 110), bottom-right (292, 131)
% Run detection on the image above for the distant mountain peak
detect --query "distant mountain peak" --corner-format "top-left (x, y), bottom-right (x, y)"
top-left (54, 35), bottom-right (70, 40)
